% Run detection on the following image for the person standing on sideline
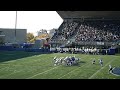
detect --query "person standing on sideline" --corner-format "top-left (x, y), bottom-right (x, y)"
top-left (99, 58), bottom-right (103, 67)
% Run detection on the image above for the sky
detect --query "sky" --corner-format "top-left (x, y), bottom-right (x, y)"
top-left (0, 11), bottom-right (63, 36)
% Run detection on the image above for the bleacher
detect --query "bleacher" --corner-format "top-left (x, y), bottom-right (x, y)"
top-left (50, 19), bottom-right (120, 47)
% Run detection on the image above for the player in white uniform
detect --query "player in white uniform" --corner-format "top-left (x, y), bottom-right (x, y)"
top-left (99, 58), bottom-right (103, 67)
top-left (108, 65), bottom-right (113, 73)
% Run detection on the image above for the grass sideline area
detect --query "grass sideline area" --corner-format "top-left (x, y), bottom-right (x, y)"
top-left (0, 51), bottom-right (120, 79)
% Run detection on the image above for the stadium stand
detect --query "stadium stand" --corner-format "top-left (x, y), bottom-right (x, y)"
top-left (51, 20), bottom-right (120, 43)
top-left (50, 11), bottom-right (120, 55)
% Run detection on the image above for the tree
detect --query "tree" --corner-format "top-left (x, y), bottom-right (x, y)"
top-left (27, 33), bottom-right (35, 43)
top-left (36, 33), bottom-right (50, 39)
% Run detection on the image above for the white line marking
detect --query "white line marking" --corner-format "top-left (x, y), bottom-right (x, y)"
top-left (27, 55), bottom-right (88, 79)
top-left (88, 59), bottom-right (115, 79)
top-left (0, 54), bottom-right (45, 64)
top-left (0, 67), bottom-right (9, 71)
top-left (26, 66), bottom-right (60, 79)
top-left (58, 55), bottom-right (90, 79)
top-left (0, 54), bottom-right (94, 79)
top-left (0, 70), bottom-right (22, 78)
top-left (0, 63), bottom-right (53, 78)
top-left (0, 55), bottom-right (54, 78)
top-left (58, 62), bottom-right (90, 79)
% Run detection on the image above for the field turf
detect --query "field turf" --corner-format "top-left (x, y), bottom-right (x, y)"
top-left (0, 51), bottom-right (120, 79)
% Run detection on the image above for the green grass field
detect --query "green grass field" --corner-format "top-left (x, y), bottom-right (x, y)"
top-left (0, 51), bottom-right (120, 79)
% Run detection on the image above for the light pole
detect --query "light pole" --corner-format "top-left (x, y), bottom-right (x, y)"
top-left (14, 11), bottom-right (17, 43)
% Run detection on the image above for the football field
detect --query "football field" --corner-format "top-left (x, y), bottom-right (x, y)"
top-left (0, 51), bottom-right (120, 79)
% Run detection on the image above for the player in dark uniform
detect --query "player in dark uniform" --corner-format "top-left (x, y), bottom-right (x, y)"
top-left (92, 58), bottom-right (96, 64)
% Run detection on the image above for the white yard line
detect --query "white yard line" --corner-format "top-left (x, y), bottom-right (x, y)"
top-left (27, 55), bottom-right (89, 79)
top-left (58, 62), bottom-right (90, 79)
top-left (0, 54), bottom-right (92, 79)
top-left (88, 59), bottom-right (115, 79)
top-left (26, 66), bottom-right (60, 79)
top-left (0, 63), bottom-right (52, 78)
top-left (0, 64), bottom-right (52, 78)
top-left (0, 54), bottom-right (55, 78)
top-left (58, 55), bottom-right (90, 79)
top-left (0, 54), bottom-right (45, 64)
top-left (0, 67), bottom-right (9, 71)
top-left (0, 70), bottom-right (23, 78)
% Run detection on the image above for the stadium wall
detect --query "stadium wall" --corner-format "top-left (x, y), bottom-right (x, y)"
top-left (0, 28), bottom-right (27, 44)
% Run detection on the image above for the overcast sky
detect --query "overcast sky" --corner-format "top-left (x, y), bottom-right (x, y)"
top-left (0, 11), bottom-right (63, 36)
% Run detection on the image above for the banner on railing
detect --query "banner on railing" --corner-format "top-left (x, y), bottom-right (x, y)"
top-left (97, 42), bottom-right (104, 45)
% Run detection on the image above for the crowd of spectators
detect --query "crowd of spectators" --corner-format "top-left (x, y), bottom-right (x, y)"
top-left (75, 20), bottom-right (120, 42)
top-left (51, 20), bottom-right (120, 43)
top-left (51, 21), bottom-right (78, 41)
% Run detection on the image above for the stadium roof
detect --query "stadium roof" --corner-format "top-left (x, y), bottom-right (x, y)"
top-left (57, 11), bottom-right (120, 20)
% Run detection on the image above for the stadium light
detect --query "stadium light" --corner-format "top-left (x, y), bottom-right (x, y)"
top-left (14, 11), bottom-right (17, 43)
